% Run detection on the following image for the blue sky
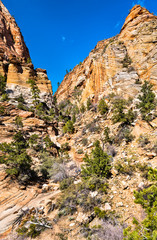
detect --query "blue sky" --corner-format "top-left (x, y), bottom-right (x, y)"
top-left (2, 0), bottom-right (157, 93)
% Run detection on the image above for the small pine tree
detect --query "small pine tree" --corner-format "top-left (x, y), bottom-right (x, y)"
top-left (112, 99), bottom-right (135, 125)
top-left (27, 79), bottom-right (40, 106)
top-left (137, 80), bottom-right (156, 122)
top-left (98, 99), bottom-right (109, 115)
top-left (81, 140), bottom-right (111, 179)
top-left (15, 116), bottom-right (23, 129)
top-left (112, 99), bottom-right (126, 123)
top-left (0, 75), bottom-right (6, 95)
top-left (72, 114), bottom-right (76, 123)
top-left (87, 97), bottom-right (92, 110)
top-left (104, 127), bottom-right (112, 144)
top-left (0, 131), bottom-right (32, 179)
top-left (80, 103), bottom-right (86, 113)
top-left (63, 120), bottom-right (74, 134)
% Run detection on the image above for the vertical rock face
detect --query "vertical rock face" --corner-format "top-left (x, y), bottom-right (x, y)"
top-left (0, 0), bottom-right (52, 103)
top-left (0, 0), bottom-right (30, 60)
top-left (55, 5), bottom-right (157, 104)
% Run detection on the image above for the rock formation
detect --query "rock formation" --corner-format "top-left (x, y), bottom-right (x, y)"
top-left (0, 0), bottom-right (52, 104)
top-left (55, 5), bottom-right (157, 104)
top-left (0, 3), bottom-right (157, 240)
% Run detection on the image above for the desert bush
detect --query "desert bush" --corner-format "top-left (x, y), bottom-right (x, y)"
top-left (29, 134), bottom-right (38, 147)
top-left (77, 149), bottom-right (84, 154)
top-left (44, 135), bottom-right (55, 148)
top-left (87, 97), bottom-right (92, 110)
top-left (0, 75), bottom-right (6, 94)
top-left (112, 98), bottom-right (135, 125)
top-left (98, 99), bottom-right (109, 116)
top-left (72, 87), bottom-right (82, 99)
top-left (16, 211), bottom-right (51, 238)
top-left (0, 105), bottom-right (5, 115)
top-left (114, 159), bottom-right (135, 175)
top-left (58, 99), bottom-right (71, 111)
top-left (59, 177), bottom-right (74, 190)
top-left (82, 138), bottom-right (88, 146)
top-left (80, 103), bottom-right (86, 113)
top-left (16, 94), bottom-right (25, 104)
top-left (17, 103), bottom-right (27, 111)
top-left (83, 218), bottom-right (123, 240)
top-left (15, 116), bottom-right (23, 129)
top-left (1, 93), bottom-right (9, 101)
top-left (138, 134), bottom-right (150, 147)
top-left (60, 143), bottom-right (70, 153)
top-left (86, 121), bottom-right (100, 133)
top-left (39, 153), bottom-right (68, 181)
top-left (63, 120), bottom-right (74, 134)
top-left (115, 126), bottom-right (134, 145)
top-left (72, 114), bottom-right (76, 123)
top-left (122, 53), bottom-right (132, 68)
top-left (106, 145), bottom-right (117, 157)
top-left (83, 176), bottom-right (108, 193)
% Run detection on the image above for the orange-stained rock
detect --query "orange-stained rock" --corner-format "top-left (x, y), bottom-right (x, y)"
top-left (22, 118), bottom-right (45, 127)
top-left (132, 120), bottom-right (153, 138)
top-left (55, 5), bottom-right (157, 104)
top-left (0, 1), bottom-right (52, 103)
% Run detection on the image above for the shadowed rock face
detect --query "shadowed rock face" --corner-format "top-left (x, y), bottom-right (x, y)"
top-left (55, 5), bottom-right (157, 104)
top-left (0, 0), bottom-right (52, 104)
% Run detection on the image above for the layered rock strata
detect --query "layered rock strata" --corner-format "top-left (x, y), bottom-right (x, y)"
top-left (0, 1), bottom-right (52, 103)
top-left (55, 5), bottom-right (157, 104)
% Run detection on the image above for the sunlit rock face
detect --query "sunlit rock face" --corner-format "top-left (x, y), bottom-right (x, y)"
top-left (55, 5), bottom-right (157, 104)
top-left (0, 1), bottom-right (52, 104)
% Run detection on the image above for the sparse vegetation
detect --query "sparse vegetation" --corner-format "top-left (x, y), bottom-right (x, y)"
top-left (122, 53), bottom-right (132, 68)
top-left (138, 134), bottom-right (150, 147)
top-left (27, 78), bottom-right (40, 106)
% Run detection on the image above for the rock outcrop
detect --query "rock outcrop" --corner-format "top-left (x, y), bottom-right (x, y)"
top-left (0, 0), bottom-right (52, 104)
top-left (55, 5), bottom-right (157, 104)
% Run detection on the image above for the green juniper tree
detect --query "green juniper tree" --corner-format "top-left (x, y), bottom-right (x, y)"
top-left (80, 103), bottom-right (86, 113)
top-left (27, 79), bottom-right (40, 106)
top-left (87, 97), bottom-right (92, 110)
top-left (137, 80), bottom-right (156, 122)
top-left (81, 140), bottom-right (112, 179)
top-left (63, 120), bottom-right (75, 134)
top-left (98, 99), bottom-right (109, 115)
top-left (0, 75), bottom-right (7, 95)
top-left (0, 131), bottom-right (32, 180)
top-left (112, 98), bottom-right (135, 125)
top-left (15, 116), bottom-right (23, 129)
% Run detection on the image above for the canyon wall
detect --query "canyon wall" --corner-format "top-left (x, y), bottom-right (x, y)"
top-left (0, 1), bottom-right (52, 103)
top-left (55, 5), bottom-right (157, 104)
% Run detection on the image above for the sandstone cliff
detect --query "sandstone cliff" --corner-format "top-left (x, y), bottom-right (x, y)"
top-left (55, 5), bottom-right (157, 104)
top-left (0, 0), bottom-right (52, 103)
